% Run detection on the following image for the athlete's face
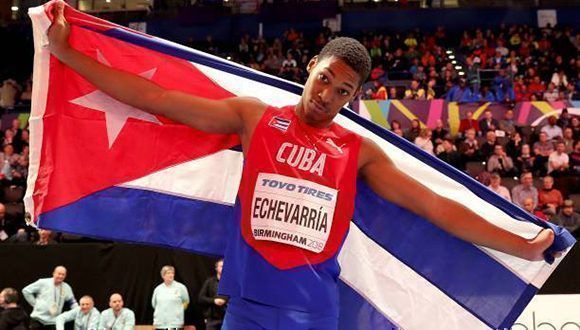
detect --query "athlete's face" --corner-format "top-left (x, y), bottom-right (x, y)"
top-left (298, 56), bottom-right (361, 127)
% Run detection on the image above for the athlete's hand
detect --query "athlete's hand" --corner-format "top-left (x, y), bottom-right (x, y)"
top-left (214, 298), bottom-right (226, 306)
top-left (47, 1), bottom-right (71, 58)
top-left (525, 229), bottom-right (557, 261)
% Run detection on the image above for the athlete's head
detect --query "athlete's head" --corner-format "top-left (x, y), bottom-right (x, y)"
top-left (298, 37), bottom-right (371, 127)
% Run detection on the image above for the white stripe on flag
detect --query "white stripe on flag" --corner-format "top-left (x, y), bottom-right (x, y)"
top-left (118, 149), bottom-right (243, 205)
top-left (338, 223), bottom-right (490, 330)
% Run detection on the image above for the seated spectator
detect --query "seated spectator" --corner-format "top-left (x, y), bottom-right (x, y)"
top-left (479, 110), bottom-right (499, 135)
top-left (522, 197), bottom-right (548, 221)
top-left (487, 172), bottom-right (511, 201)
top-left (480, 130), bottom-right (498, 161)
top-left (100, 293), bottom-right (136, 330)
top-left (431, 119), bottom-right (448, 146)
top-left (445, 79), bottom-right (473, 103)
top-left (538, 176), bottom-right (564, 215)
top-left (511, 172), bottom-right (538, 208)
top-left (7, 228), bottom-right (29, 244)
top-left (458, 111), bottom-right (480, 135)
top-left (533, 132), bottom-right (554, 175)
top-left (553, 200), bottom-right (580, 237)
top-left (459, 128), bottom-right (481, 165)
top-left (404, 119), bottom-right (421, 142)
top-left (35, 229), bottom-right (57, 246)
top-left (473, 86), bottom-right (497, 103)
top-left (543, 83), bottom-right (560, 102)
top-left (548, 142), bottom-right (570, 176)
top-left (540, 116), bottom-right (563, 141)
top-left (557, 108), bottom-right (571, 128)
top-left (0, 79), bottom-right (20, 109)
top-left (0, 287), bottom-right (30, 330)
top-left (562, 127), bottom-right (574, 153)
top-left (436, 138), bottom-right (462, 169)
top-left (498, 109), bottom-right (517, 137)
top-left (414, 129), bottom-right (434, 155)
top-left (55, 296), bottom-right (100, 330)
top-left (390, 120), bottom-right (402, 133)
top-left (404, 80), bottom-right (425, 100)
top-left (425, 79), bottom-right (437, 100)
top-left (572, 116), bottom-right (580, 140)
top-left (570, 140), bottom-right (580, 174)
top-left (492, 70), bottom-right (514, 102)
top-left (528, 76), bottom-right (546, 98)
top-left (506, 132), bottom-right (523, 159)
top-left (515, 143), bottom-right (535, 174)
top-left (487, 145), bottom-right (515, 177)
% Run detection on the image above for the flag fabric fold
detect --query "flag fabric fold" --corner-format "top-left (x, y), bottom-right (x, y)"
top-left (27, 2), bottom-right (575, 329)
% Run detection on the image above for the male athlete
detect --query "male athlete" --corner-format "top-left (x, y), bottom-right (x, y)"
top-left (47, 2), bottom-right (556, 329)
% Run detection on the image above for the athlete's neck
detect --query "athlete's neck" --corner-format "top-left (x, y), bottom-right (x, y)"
top-left (294, 101), bottom-right (332, 129)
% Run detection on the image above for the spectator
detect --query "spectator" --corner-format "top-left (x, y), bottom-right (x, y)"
top-left (498, 109), bottom-right (517, 137)
top-left (570, 140), bottom-right (580, 174)
top-left (562, 127), bottom-right (574, 153)
top-left (22, 266), bottom-right (78, 330)
top-left (506, 132), bottom-right (523, 159)
top-left (528, 76), bottom-right (546, 98)
top-left (557, 108), bottom-right (571, 128)
top-left (478, 110), bottom-right (499, 135)
top-left (540, 116), bottom-right (563, 141)
top-left (0, 288), bottom-right (30, 330)
top-left (533, 132), bottom-right (554, 175)
top-left (458, 111), bottom-right (480, 135)
top-left (488, 172), bottom-right (511, 201)
top-left (543, 83), bottom-right (559, 102)
top-left (414, 128), bottom-right (434, 155)
top-left (152, 266), bottom-right (189, 330)
top-left (459, 128), bottom-right (481, 165)
top-left (480, 130), bottom-right (498, 161)
top-left (390, 120), bottom-right (402, 132)
top-left (199, 259), bottom-right (227, 330)
top-left (55, 296), bottom-right (99, 330)
top-left (516, 143), bottom-right (535, 173)
top-left (553, 200), bottom-right (580, 237)
top-left (548, 142), bottom-right (570, 176)
top-left (35, 229), bottom-right (57, 246)
top-left (445, 79), bottom-right (473, 103)
top-left (404, 80), bottom-right (425, 100)
top-left (6, 228), bottom-right (29, 244)
top-left (99, 293), bottom-right (135, 330)
top-left (0, 79), bottom-right (20, 109)
top-left (404, 119), bottom-right (421, 142)
top-left (437, 138), bottom-right (462, 169)
top-left (511, 172), bottom-right (538, 208)
top-left (537, 176), bottom-right (564, 215)
top-left (522, 197), bottom-right (548, 221)
top-left (487, 145), bottom-right (515, 177)
top-left (431, 119), bottom-right (448, 146)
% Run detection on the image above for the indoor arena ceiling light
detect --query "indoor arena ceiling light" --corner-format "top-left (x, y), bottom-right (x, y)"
top-left (446, 50), bottom-right (453, 54)
top-left (454, 65), bottom-right (462, 70)
top-left (448, 55), bottom-right (455, 59)
top-left (458, 72), bottom-right (465, 76)
top-left (11, 6), bottom-right (19, 11)
top-left (451, 60), bottom-right (457, 64)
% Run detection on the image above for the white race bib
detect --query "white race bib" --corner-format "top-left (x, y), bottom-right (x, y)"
top-left (251, 173), bottom-right (338, 253)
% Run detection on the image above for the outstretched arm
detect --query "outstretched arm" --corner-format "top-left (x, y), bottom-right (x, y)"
top-left (47, 1), bottom-right (264, 135)
top-left (358, 138), bottom-right (554, 261)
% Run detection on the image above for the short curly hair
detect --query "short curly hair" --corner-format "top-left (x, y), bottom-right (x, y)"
top-left (318, 37), bottom-right (371, 86)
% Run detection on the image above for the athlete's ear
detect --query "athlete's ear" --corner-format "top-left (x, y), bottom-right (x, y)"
top-left (306, 56), bottom-right (319, 73)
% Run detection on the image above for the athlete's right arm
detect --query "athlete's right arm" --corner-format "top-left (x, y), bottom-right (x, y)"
top-left (47, 1), bottom-right (260, 135)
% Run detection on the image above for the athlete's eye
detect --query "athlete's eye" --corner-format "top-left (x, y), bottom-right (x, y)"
top-left (318, 74), bottom-right (329, 83)
top-left (339, 89), bottom-right (350, 97)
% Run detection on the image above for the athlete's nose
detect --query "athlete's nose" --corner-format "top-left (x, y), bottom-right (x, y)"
top-left (318, 87), bottom-right (332, 105)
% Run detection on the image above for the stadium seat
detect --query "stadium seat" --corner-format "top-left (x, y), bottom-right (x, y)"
top-left (465, 161), bottom-right (486, 178)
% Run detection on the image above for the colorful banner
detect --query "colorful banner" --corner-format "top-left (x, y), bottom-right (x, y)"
top-left (357, 100), bottom-right (576, 136)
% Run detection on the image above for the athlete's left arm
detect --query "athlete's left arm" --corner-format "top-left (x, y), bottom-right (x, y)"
top-left (357, 137), bottom-right (554, 261)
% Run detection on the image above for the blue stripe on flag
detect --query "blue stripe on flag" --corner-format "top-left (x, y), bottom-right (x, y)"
top-left (354, 180), bottom-right (531, 329)
top-left (338, 281), bottom-right (398, 330)
top-left (38, 186), bottom-right (232, 256)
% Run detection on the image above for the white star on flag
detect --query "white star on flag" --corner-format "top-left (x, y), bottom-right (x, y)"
top-left (69, 50), bottom-right (162, 148)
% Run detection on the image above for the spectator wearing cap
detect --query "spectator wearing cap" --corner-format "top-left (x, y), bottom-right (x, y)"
top-left (553, 200), bottom-right (580, 237)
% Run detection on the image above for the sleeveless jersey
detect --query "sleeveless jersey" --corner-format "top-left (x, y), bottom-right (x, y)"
top-left (219, 105), bottom-right (362, 315)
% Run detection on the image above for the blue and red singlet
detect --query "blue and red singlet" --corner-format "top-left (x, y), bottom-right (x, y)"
top-left (219, 105), bottom-right (362, 317)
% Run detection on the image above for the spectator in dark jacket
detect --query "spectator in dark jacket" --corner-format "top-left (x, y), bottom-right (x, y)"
top-left (198, 259), bottom-right (227, 330)
top-left (0, 288), bottom-right (30, 330)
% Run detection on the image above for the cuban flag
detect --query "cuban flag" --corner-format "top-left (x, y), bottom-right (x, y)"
top-left (27, 2), bottom-right (575, 329)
